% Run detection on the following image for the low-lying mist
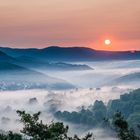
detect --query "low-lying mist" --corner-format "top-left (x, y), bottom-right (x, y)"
top-left (0, 60), bottom-right (140, 139)
top-left (40, 60), bottom-right (140, 88)
top-left (0, 87), bottom-right (131, 139)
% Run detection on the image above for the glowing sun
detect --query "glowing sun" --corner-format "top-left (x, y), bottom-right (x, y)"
top-left (105, 39), bottom-right (111, 45)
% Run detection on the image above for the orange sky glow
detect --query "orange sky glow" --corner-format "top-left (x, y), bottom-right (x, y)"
top-left (0, 0), bottom-right (140, 51)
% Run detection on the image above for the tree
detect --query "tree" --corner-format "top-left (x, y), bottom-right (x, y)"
top-left (0, 131), bottom-right (22, 140)
top-left (112, 111), bottom-right (140, 140)
top-left (16, 110), bottom-right (94, 140)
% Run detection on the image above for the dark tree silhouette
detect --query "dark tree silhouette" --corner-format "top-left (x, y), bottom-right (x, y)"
top-left (112, 111), bottom-right (140, 140)
top-left (16, 110), bottom-right (94, 140)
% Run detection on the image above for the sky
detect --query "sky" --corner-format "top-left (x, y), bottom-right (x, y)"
top-left (0, 0), bottom-right (140, 51)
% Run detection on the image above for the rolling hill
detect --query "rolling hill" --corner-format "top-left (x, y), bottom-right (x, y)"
top-left (114, 72), bottom-right (140, 84)
top-left (0, 50), bottom-right (14, 62)
top-left (0, 62), bottom-right (74, 90)
top-left (0, 46), bottom-right (140, 61)
top-left (15, 56), bottom-right (93, 71)
top-left (0, 49), bottom-right (93, 71)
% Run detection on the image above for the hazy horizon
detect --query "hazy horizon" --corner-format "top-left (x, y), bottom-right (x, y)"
top-left (0, 0), bottom-right (140, 51)
top-left (1, 45), bottom-right (140, 52)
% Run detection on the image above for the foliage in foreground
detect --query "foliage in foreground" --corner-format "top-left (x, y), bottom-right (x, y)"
top-left (112, 111), bottom-right (140, 140)
top-left (0, 131), bottom-right (22, 140)
top-left (0, 110), bottom-right (94, 140)
top-left (0, 111), bottom-right (140, 140)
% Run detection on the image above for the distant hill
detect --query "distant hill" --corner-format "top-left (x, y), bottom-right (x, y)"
top-left (114, 72), bottom-right (140, 84)
top-left (15, 56), bottom-right (93, 71)
top-left (0, 46), bottom-right (140, 61)
top-left (0, 50), bottom-right (14, 62)
top-left (0, 62), bottom-right (74, 90)
top-left (105, 72), bottom-right (140, 87)
top-left (0, 49), bottom-right (93, 71)
top-left (0, 62), bottom-right (25, 71)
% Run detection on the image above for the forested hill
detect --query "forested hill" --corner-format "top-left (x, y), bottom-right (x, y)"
top-left (55, 88), bottom-right (140, 131)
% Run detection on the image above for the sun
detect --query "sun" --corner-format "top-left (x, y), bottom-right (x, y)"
top-left (105, 39), bottom-right (111, 45)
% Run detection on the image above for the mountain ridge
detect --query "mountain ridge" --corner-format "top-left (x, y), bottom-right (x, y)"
top-left (0, 46), bottom-right (140, 61)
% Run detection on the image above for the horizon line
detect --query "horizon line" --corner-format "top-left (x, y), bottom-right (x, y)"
top-left (0, 45), bottom-right (140, 52)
